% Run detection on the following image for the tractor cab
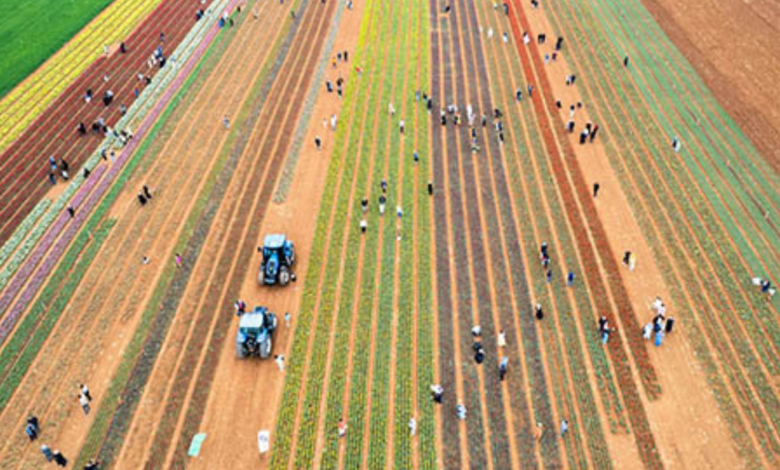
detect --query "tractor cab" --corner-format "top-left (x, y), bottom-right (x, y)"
top-left (258, 234), bottom-right (295, 286)
top-left (236, 306), bottom-right (278, 358)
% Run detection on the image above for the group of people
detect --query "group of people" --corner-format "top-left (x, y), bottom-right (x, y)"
top-left (23, 385), bottom-right (99, 468)
top-left (47, 156), bottom-right (69, 185)
top-left (643, 297), bottom-right (675, 347)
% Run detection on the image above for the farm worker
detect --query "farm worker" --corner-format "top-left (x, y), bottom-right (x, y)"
top-left (535, 304), bottom-right (544, 320)
top-left (360, 219), bottom-right (367, 233)
top-left (175, 253), bottom-right (183, 268)
top-left (143, 185), bottom-right (153, 200)
top-left (223, 116), bottom-right (230, 129)
top-left (53, 450), bottom-right (68, 467)
top-left (474, 348), bottom-right (485, 364)
top-left (338, 419), bottom-right (347, 438)
top-left (344, 50), bottom-right (348, 61)
top-left (80, 384), bottom-right (92, 402)
top-left (456, 404), bottom-right (467, 420)
top-left (315, 136), bottom-right (322, 150)
top-left (138, 193), bottom-right (148, 206)
top-left (546, 270), bottom-right (552, 283)
top-left (326, 80), bottom-right (333, 92)
top-left (330, 114), bottom-right (337, 130)
top-left (502, 2), bottom-right (508, 14)
top-left (441, 110), bottom-right (447, 126)
top-left (540, 242), bottom-right (549, 259)
top-left (523, 32), bottom-right (530, 45)
top-left (79, 393), bottom-right (90, 415)
top-left (388, 102), bottom-right (395, 115)
top-left (665, 316), bottom-right (675, 334)
top-left (622, 251), bottom-right (631, 266)
top-left (672, 136), bottom-right (681, 152)
top-left (560, 420), bottom-right (569, 438)
top-left (482, 114), bottom-right (487, 127)
top-left (654, 330), bottom-right (664, 347)
top-left (361, 198), bottom-right (369, 213)
top-left (379, 195), bottom-right (386, 215)
top-left (534, 422), bottom-right (544, 442)
top-left (399, 119), bottom-right (405, 134)
top-left (431, 384), bottom-right (444, 403)
top-left (499, 357), bottom-right (508, 381)
top-left (85, 458), bottom-right (101, 470)
top-left (567, 272), bottom-right (575, 286)
top-left (502, 32), bottom-right (509, 44)
top-left (471, 325), bottom-right (481, 337)
top-left (285, 312), bottom-right (292, 327)
top-left (41, 444), bottom-right (53, 462)
top-left (413, 150), bottom-right (419, 163)
top-left (427, 182), bottom-right (433, 196)
top-left (555, 36), bottom-right (564, 51)
top-left (538, 33), bottom-right (546, 44)
top-left (25, 422), bottom-right (37, 441)
top-left (497, 330), bottom-right (507, 348)
top-left (629, 253), bottom-right (636, 271)
top-left (381, 179), bottom-right (387, 193)
top-left (544, 54), bottom-right (550, 65)
top-left (235, 300), bottom-right (246, 316)
top-left (567, 120), bottom-right (575, 133)
top-left (77, 122), bottom-right (87, 135)
top-left (593, 183), bottom-right (600, 198)
top-left (275, 355), bottom-right (285, 372)
top-left (590, 125), bottom-right (599, 142)
top-left (397, 206), bottom-right (403, 220)
top-left (643, 323), bottom-right (652, 340)
top-left (579, 129), bottom-right (589, 144)
top-left (623, 55), bottom-right (630, 67)
top-left (516, 88), bottom-right (523, 101)
top-left (67, 207), bottom-right (75, 218)
top-left (527, 85), bottom-right (533, 98)
top-left (408, 418), bottom-right (417, 436)
top-left (142, 256), bottom-right (151, 265)
top-left (652, 297), bottom-right (665, 314)
top-left (487, 28), bottom-right (494, 39)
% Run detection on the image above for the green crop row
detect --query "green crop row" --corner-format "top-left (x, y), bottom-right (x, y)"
top-left (268, 0), bottom-right (382, 465)
top-left (542, 0), bottom-right (780, 464)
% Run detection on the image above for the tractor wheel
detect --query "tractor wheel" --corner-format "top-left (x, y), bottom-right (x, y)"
top-left (279, 266), bottom-right (290, 286)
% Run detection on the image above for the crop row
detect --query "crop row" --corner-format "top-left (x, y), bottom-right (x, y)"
top-left (170, 0), bottom-right (349, 466)
top-left (0, 0), bottom-right (165, 153)
top-left (506, 2), bottom-right (664, 469)
top-left (272, 0), bottom-right (348, 204)
top-left (475, 5), bottom-right (623, 468)
top-left (71, 16), bottom-right (246, 467)
top-left (0, 0), bottom-right (210, 263)
top-left (0, 0), bottom-right (230, 312)
top-left (544, 0), bottom-right (780, 463)
top-left (568, 0), bottom-right (780, 369)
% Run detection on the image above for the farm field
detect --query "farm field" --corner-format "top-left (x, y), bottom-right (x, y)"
top-left (0, 0), bottom-right (777, 468)
top-left (0, 0), bottom-right (113, 97)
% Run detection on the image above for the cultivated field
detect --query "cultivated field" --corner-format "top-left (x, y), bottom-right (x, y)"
top-left (0, 0), bottom-right (777, 468)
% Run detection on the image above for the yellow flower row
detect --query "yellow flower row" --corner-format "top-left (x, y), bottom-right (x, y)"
top-left (0, 0), bottom-right (164, 154)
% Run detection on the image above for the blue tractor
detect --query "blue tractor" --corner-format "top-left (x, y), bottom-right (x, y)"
top-left (258, 234), bottom-right (295, 286)
top-left (236, 306), bottom-right (278, 358)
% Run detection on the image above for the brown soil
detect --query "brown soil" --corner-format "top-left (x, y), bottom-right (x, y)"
top-left (641, 0), bottom-right (780, 171)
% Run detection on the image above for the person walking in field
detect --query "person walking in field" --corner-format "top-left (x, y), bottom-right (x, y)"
top-left (431, 384), bottom-right (444, 404)
top-left (79, 393), bottom-right (90, 415)
top-left (535, 303), bottom-right (544, 320)
top-left (275, 354), bottom-right (285, 371)
top-left (223, 115), bottom-right (230, 129)
top-left (672, 136), bottom-right (681, 152)
top-left (624, 55), bottom-right (630, 67)
top-left (175, 253), bottom-right (183, 268)
top-left (499, 356), bottom-right (508, 381)
top-left (590, 124), bottom-right (599, 142)
top-left (25, 416), bottom-right (39, 441)
top-left (399, 119), bottom-right (405, 134)
top-left (408, 417), bottom-right (417, 436)
top-left (235, 299), bottom-right (246, 316)
top-left (315, 136), bottom-right (322, 150)
top-left (360, 219), bottom-right (367, 233)
top-left (80, 384), bottom-right (92, 402)
top-left (388, 102), bottom-right (396, 115)
top-left (560, 420), bottom-right (569, 438)
top-left (338, 419), bottom-right (347, 438)
top-left (379, 195), bottom-right (386, 215)
top-left (593, 182), bottom-right (600, 198)
top-left (285, 312), bottom-right (292, 328)
top-left (41, 444), bottom-right (53, 462)
top-left (567, 272), bottom-right (575, 286)
top-left (456, 403), bottom-right (467, 420)
top-left (84, 458), bottom-right (101, 470)
top-left (497, 330), bottom-right (507, 348)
